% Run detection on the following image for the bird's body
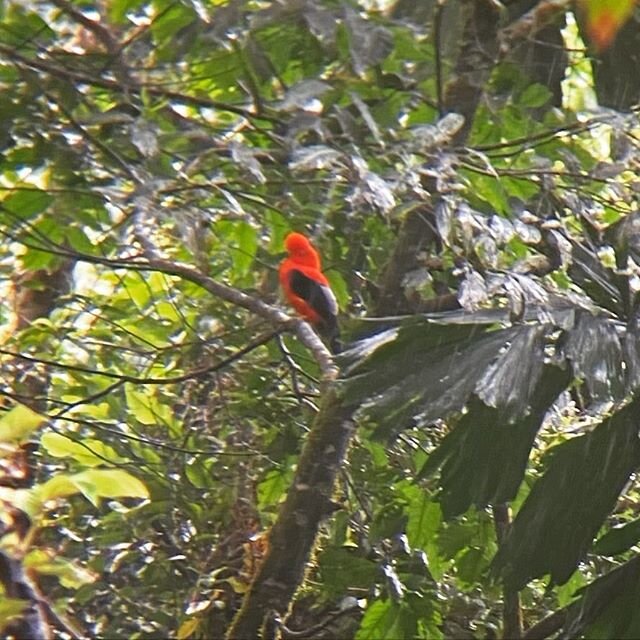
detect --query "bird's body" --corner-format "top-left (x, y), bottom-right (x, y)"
top-left (279, 232), bottom-right (340, 352)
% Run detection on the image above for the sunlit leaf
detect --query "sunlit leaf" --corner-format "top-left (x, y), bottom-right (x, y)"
top-left (177, 617), bottom-right (201, 640)
top-left (36, 469), bottom-right (148, 507)
top-left (72, 469), bottom-right (149, 504)
top-left (41, 432), bottom-right (124, 467)
top-left (0, 404), bottom-right (46, 443)
top-left (1, 189), bottom-right (53, 220)
top-left (24, 550), bottom-right (97, 588)
top-left (125, 383), bottom-right (174, 427)
top-left (257, 468), bottom-right (290, 508)
top-left (0, 598), bottom-right (29, 630)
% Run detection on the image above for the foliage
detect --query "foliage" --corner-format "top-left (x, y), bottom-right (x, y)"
top-left (1, 1), bottom-right (640, 639)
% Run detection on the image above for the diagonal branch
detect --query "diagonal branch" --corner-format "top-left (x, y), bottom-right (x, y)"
top-left (0, 224), bottom-right (337, 379)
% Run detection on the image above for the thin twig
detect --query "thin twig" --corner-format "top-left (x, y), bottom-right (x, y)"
top-left (0, 43), bottom-right (278, 123)
top-left (0, 330), bottom-right (281, 387)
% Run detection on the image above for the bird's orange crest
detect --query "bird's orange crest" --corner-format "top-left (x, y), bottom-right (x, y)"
top-left (284, 232), bottom-right (321, 269)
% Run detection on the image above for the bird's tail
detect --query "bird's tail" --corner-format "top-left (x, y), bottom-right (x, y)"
top-left (329, 334), bottom-right (342, 354)
top-left (318, 315), bottom-right (342, 354)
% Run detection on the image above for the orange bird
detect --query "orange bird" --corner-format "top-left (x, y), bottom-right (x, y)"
top-left (279, 232), bottom-right (341, 353)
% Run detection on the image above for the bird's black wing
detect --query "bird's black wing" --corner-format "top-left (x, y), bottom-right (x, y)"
top-left (289, 269), bottom-right (340, 349)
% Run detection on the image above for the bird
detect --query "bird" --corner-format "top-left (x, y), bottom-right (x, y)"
top-left (279, 232), bottom-right (341, 353)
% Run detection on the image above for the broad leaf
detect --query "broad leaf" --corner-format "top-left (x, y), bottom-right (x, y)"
top-left (493, 397), bottom-right (640, 589)
top-left (421, 364), bottom-right (571, 518)
top-left (594, 518), bottom-right (640, 556)
top-left (562, 556), bottom-right (640, 638)
top-left (0, 404), bottom-right (46, 443)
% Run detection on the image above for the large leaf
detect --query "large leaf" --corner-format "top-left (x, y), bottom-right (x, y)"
top-left (569, 239), bottom-right (623, 316)
top-left (318, 547), bottom-right (379, 597)
top-left (0, 404), bottom-right (46, 443)
top-left (342, 314), bottom-right (565, 441)
top-left (493, 397), bottom-right (640, 589)
top-left (623, 308), bottom-right (640, 392)
top-left (36, 468), bottom-right (149, 507)
top-left (562, 556), bottom-right (640, 639)
top-left (341, 315), bottom-right (519, 437)
top-left (41, 432), bottom-right (124, 467)
top-left (421, 364), bottom-right (571, 518)
top-left (562, 311), bottom-right (624, 402)
top-left (474, 323), bottom-right (547, 421)
top-left (593, 517), bottom-right (640, 556)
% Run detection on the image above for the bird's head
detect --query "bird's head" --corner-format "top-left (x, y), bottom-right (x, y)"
top-left (284, 232), bottom-right (321, 268)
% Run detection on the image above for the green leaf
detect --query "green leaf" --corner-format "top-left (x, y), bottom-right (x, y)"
top-left (37, 474), bottom-right (79, 502)
top-left (217, 220), bottom-right (259, 279)
top-left (556, 570), bottom-right (587, 607)
top-left (420, 364), bottom-right (571, 518)
top-left (125, 384), bottom-right (157, 424)
top-left (177, 617), bottom-right (201, 640)
top-left (407, 499), bottom-right (445, 580)
top-left (1, 5), bottom-right (55, 46)
top-left (108, 0), bottom-right (146, 23)
top-left (41, 432), bottom-right (124, 467)
top-left (493, 397), bottom-right (640, 589)
top-left (236, 221), bottom-right (259, 274)
top-left (1, 188), bottom-right (53, 219)
top-left (469, 174), bottom-right (509, 215)
top-left (257, 468), bottom-right (291, 508)
top-left (456, 547), bottom-right (486, 587)
top-left (327, 270), bottom-right (350, 309)
top-left (341, 315), bottom-right (506, 437)
top-left (520, 84), bottom-right (553, 108)
top-left (24, 550), bottom-right (97, 588)
top-left (370, 501), bottom-right (406, 542)
top-left (125, 383), bottom-right (174, 427)
top-left (71, 469), bottom-right (149, 505)
top-left (405, 489), bottom-right (441, 551)
top-left (356, 600), bottom-right (413, 640)
top-left (0, 598), bottom-right (29, 629)
top-left (0, 404), bottom-right (46, 443)
top-left (318, 547), bottom-right (379, 596)
top-left (185, 457), bottom-right (214, 489)
top-left (563, 557), bottom-right (640, 638)
top-left (594, 518), bottom-right (640, 556)
top-left (36, 469), bottom-right (148, 506)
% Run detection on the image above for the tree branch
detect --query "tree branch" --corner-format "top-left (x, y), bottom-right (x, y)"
top-left (0, 43), bottom-right (279, 123)
top-left (0, 550), bottom-right (49, 640)
top-left (226, 388), bottom-right (355, 639)
top-left (493, 503), bottom-right (522, 639)
top-left (0, 223), bottom-right (338, 379)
